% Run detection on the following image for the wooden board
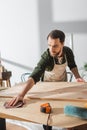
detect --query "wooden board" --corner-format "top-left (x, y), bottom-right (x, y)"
top-left (0, 82), bottom-right (87, 101)
top-left (1, 82), bottom-right (87, 128)
top-left (0, 97), bottom-right (87, 128)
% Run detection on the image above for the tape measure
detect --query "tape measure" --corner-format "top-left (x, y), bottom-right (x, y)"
top-left (40, 103), bottom-right (52, 114)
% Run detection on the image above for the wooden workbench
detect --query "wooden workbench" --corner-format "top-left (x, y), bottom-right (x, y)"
top-left (0, 82), bottom-right (87, 129)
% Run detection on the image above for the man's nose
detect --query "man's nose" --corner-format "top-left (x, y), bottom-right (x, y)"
top-left (50, 46), bottom-right (54, 51)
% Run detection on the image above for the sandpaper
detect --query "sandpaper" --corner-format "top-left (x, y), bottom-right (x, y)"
top-left (4, 100), bottom-right (24, 109)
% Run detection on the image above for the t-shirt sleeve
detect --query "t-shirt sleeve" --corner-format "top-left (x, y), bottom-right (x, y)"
top-left (65, 46), bottom-right (77, 70)
top-left (29, 50), bottom-right (50, 83)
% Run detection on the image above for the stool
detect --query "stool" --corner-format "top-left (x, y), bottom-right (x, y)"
top-left (0, 71), bottom-right (12, 87)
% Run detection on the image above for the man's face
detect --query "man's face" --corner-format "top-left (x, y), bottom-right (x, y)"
top-left (48, 37), bottom-right (64, 57)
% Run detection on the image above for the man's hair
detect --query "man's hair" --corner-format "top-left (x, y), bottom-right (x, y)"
top-left (47, 29), bottom-right (65, 43)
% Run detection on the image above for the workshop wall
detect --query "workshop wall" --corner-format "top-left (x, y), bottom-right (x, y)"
top-left (0, 0), bottom-right (87, 85)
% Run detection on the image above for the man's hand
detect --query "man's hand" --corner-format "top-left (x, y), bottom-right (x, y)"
top-left (6, 95), bottom-right (24, 107)
top-left (76, 78), bottom-right (85, 82)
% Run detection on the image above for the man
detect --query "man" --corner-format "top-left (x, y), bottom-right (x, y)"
top-left (8, 29), bottom-right (84, 130)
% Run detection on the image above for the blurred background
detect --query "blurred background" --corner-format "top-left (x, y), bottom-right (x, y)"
top-left (0, 0), bottom-right (87, 85)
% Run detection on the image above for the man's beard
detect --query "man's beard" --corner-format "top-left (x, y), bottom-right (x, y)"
top-left (50, 51), bottom-right (62, 58)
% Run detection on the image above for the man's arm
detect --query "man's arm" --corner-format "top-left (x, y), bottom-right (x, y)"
top-left (19, 77), bottom-right (35, 97)
top-left (71, 67), bottom-right (85, 82)
top-left (7, 77), bottom-right (35, 106)
top-left (7, 50), bottom-right (51, 106)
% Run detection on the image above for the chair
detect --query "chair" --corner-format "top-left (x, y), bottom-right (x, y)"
top-left (21, 72), bottom-right (31, 82)
top-left (67, 71), bottom-right (73, 82)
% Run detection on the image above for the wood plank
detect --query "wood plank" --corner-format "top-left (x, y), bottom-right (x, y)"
top-left (0, 82), bottom-right (87, 101)
top-left (0, 97), bottom-right (87, 128)
top-left (1, 82), bottom-right (87, 128)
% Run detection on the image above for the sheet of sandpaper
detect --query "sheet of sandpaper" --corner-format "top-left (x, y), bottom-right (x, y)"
top-left (0, 97), bottom-right (87, 128)
top-left (0, 82), bottom-right (87, 100)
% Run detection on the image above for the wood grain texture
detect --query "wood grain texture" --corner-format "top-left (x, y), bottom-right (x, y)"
top-left (0, 82), bottom-right (87, 128)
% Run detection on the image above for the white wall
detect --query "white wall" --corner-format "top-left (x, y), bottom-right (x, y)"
top-left (52, 0), bottom-right (87, 22)
top-left (0, 0), bottom-right (87, 85)
top-left (51, 0), bottom-right (87, 79)
top-left (73, 34), bottom-right (87, 68)
top-left (0, 0), bottom-right (40, 85)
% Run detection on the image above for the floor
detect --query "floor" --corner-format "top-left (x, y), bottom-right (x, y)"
top-left (6, 122), bottom-right (27, 130)
top-left (6, 119), bottom-right (66, 130)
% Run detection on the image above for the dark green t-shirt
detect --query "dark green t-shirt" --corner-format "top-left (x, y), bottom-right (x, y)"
top-left (30, 46), bottom-right (77, 83)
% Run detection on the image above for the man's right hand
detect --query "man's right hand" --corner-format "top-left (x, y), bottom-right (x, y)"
top-left (6, 95), bottom-right (24, 107)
